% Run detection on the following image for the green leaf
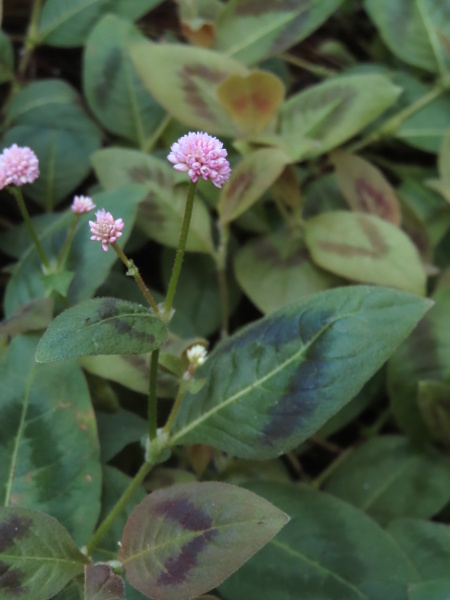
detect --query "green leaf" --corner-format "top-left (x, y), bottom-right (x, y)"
top-left (0, 506), bottom-right (88, 600)
top-left (92, 148), bottom-right (215, 253)
top-left (3, 80), bottom-right (101, 209)
top-left (119, 482), bottom-right (289, 600)
top-left (332, 151), bottom-right (402, 225)
top-left (83, 15), bottom-right (165, 145)
top-left (170, 286), bottom-right (432, 460)
top-left (219, 482), bottom-right (418, 600)
top-left (387, 287), bottom-right (450, 440)
top-left (323, 435), bottom-right (450, 525)
top-left (96, 410), bottom-right (147, 463)
top-left (270, 74), bottom-right (401, 161)
top-left (304, 211), bottom-right (426, 295)
top-left (215, 0), bottom-right (345, 65)
top-left (387, 518), bottom-right (450, 581)
top-left (37, 0), bottom-right (164, 47)
top-left (234, 228), bottom-right (337, 314)
top-left (417, 380), bottom-right (450, 445)
top-left (0, 29), bottom-right (13, 84)
top-left (0, 335), bottom-right (101, 545)
top-left (129, 41), bottom-right (247, 136)
top-left (364, 0), bottom-right (450, 74)
top-left (36, 298), bottom-right (167, 362)
top-left (84, 565), bottom-right (124, 600)
top-left (218, 148), bottom-right (291, 225)
top-left (80, 354), bottom-right (150, 395)
top-left (408, 580), bottom-right (450, 600)
top-left (0, 298), bottom-right (54, 337)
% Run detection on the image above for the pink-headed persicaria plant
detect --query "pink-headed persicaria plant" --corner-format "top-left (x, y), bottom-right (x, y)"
top-left (89, 208), bottom-right (124, 252)
top-left (0, 144), bottom-right (39, 188)
top-left (71, 195), bottom-right (96, 214)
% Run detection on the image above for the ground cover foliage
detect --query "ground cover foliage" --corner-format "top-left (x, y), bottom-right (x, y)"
top-left (0, 1), bottom-right (450, 599)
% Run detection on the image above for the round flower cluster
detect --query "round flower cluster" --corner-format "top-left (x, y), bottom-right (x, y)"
top-left (0, 144), bottom-right (39, 189)
top-left (71, 195), bottom-right (96, 214)
top-left (186, 344), bottom-right (208, 367)
top-left (89, 208), bottom-right (124, 252)
top-left (167, 132), bottom-right (231, 188)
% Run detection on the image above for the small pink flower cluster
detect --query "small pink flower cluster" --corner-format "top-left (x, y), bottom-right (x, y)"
top-left (71, 195), bottom-right (96, 214)
top-left (0, 144), bottom-right (39, 189)
top-left (89, 208), bottom-right (124, 252)
top-left (167, 131), bottom-right (231, 188)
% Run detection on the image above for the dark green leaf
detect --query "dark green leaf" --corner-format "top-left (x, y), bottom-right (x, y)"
top-left (408, 580), bottom-right (450, 600)
top-left (417, 380), bottom-right (450, 445)
top-left (0, 506), bottom-right (88, 600)
top-left (36, 298), bottom-right (167, 362)
top-left (323, 436), bottom-right (450, 524)
top-left (170, 286), bottom-right (432, 459)
top-left (38, 0), bottom-right (164, 47)
top-left (84, 15), bottom-right (165, 145)
top-left (3, 80), bottom-right (101, 209)
top-left (0, 298), bottom-right (54, 337)
top-left (119, 482), bottom-right (289, 600)
top-left (219, 482), bottom-right (418, 600)
top-left (97, 410), bottom-right (147, 463)
top-left (0, 335), bottom-right (101, 545)
top-left (0, 29), bottom-right (13, 84)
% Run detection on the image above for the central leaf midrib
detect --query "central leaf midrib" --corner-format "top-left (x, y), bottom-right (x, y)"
top-left (170, 310), bottom-right (350, 443)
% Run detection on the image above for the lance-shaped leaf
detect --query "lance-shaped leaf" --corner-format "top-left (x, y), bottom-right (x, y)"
top-left (0, 507), bottom-right (88, 600)
top-left (270, 74), bottom-right (401, 161)
top-left (170, 286), bottom-right (432, 460)
top-left (304, 211), bottom-right (426, 295)
top-left (84, 15), bottom-right (166, 145)
top-left (364, 0), bottom-right (450, 74)
top-left (0, 335), bottom-right (101, 546)
top-left (217, 71), bottom-right (284, 135)
top-left (129, 41), bottom-right (247, 135)
top-left (37, 0), bottom-right (164, 47)
top-left (332, 151), bottom-right (402, 225)
top-left (36, 298), bottom-right (167, 362)
top-left (219, 483), bottom-right (418, 600)
top-left (218, 148), bottom-right (291, 225)
top-left (92, 148), bottom-right (214, 253)
top-left (119, 482), bottom-right (288, 600)
top-left (214, 0), bottom-right (345, 65)
top-left (85, 565), bottom-right (124, 600)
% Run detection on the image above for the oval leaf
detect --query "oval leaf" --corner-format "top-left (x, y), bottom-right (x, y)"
top-left (0, 506), bottom-right (88, 600)
top-left (332, 151), bottom-right (402, 225)
top-left (219, 147), bottom-right (291, 225)
top-left (170, 286), bottom-right (432, 459)
top-left (304, 211), bottom-right (426, 295)
top-left (84, 565), bottom-right (124, 600)
top-left (129, 41), bottom-right (247, 135)
top-left (36, 298), bottom-right (167, 362)
top-left (119, 482), bottom-right (289, 600)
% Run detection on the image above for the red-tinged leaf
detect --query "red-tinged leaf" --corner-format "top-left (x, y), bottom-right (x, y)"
top-left (217, 71), bottom-right (284, 135)
top-left (129, 40), bottom-right (247, 136)
top-left (332, 151), bottom-right (402, 225)
top-left (120, 482), bottom-right (289, 600)
top-left (84, 565), bottom-right (124, 600)
top-left (218, 148), bottom-right (291, 225)
top-left (0, 507), bottom-right (88, 600)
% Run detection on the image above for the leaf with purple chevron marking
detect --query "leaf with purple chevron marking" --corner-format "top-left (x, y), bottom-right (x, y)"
top-left (304, 211), bottom-right (426, 295)
top-left (169, 286), bottom-right (432, 460)
top-left (36, 297), bottom-right (167, 362)
top-left (129, 40), bottom-right (247, 136)
top-left (0, 507), bottom-right (88, 600)
top-left (214, 0), bottom-right (345, 65)
top-left (331, 151), bottom-right (402, 225)
top-left (119, 482), bottom-right (288, 600)
top-left (84, 564), bottom-right (124, 600)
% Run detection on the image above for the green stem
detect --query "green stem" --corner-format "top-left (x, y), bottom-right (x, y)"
top-left (163, 385), bottom-right (187, 436)
top-left (148, 349), bottom-right (159, 442)
top-left (86, 456), bottom-right (157, 556)
top-left (56, 214), bottom-right (80, 270)
top-left (143, 114), bottom-right (172, 153)
top-left (216, 223), bottom-right (230, 338)
top-left (346, 85), bottom-right (445, 154)
top-left (310, 447), bottom-right (354, 490)
top-left (8, 186), bottom-right (51, 269)
top-left (164, 180), bottom-right (197, 315)
top-left (17, 0), bottom-right (44, 78)
top-left (281, 52), bottom-right (336, 78)
top-left (112, 243), bottom-right (160, 314)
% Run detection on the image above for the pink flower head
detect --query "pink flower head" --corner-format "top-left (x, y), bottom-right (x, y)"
top-left (0, 144), bottom-right (39, 189)
top-left (71, 195), bottom-right (96, 214)
top-left (89, 208), bottom-right (124, 252)
top-left (167, 131), bottom-right (231, 188)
